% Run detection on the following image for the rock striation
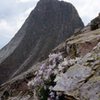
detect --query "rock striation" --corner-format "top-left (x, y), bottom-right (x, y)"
top-left (0, 0), bottom-right (84, 84)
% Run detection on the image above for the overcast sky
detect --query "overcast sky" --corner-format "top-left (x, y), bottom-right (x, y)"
top-left (0, 0), bottom-right (100, 49)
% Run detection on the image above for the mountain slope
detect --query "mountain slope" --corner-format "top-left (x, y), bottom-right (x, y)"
top-left (0, 27), bottom-right (100, 100)
top-left (0, 0), bottom-right (84, 85)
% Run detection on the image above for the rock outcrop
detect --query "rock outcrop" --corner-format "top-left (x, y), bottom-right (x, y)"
top-left (0, 0), bottom-right (84, 84)
top-left (0, 25), bottom-right (100, 100)
top-left (91, 13), bottom-right (100, 30)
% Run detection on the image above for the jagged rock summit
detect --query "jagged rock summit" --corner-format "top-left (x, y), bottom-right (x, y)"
top-left (0, 0), bottom-right (84, 85)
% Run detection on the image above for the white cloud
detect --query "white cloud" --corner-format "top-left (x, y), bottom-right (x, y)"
top-left (0, 20), bottom-right (16, 37)
top-left (16, 0), bottom-right (37, 3)
top-left (16, 0), bottom-right (32, 3)
top-left (0, 0), bottom-right (100, 49)
top-left (0, 6), bottom-right (35, 49)
top-left (64, 0), bottom-right (100, 25)
top-left (16, 7), bottom-right (34, 29)
top-left (0, 20), bottom-right (17, 49)
top-left (0, 0), bottom-right (37, 49)
top-left (0, 20), bottom-right (11, 33)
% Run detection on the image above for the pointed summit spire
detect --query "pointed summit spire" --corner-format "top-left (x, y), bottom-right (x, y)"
top-left (39, 0), bottom-right (58, 3)
top-left (0, 0), bottom-right (84, 85)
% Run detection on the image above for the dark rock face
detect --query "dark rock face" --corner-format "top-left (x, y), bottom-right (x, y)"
top-left (91, 13), bottom-right (100, 30)
top-left (0, 0), bottom-right (84, 84)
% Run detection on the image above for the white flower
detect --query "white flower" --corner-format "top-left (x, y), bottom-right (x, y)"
top-left (61, 58), bottom-right (69, 66)
top-left (40, 63), bottom-right (46, 70)
top-left (49, 53), bottom-right (62, 62)
top-left (27, 80), bottom-right (34, 86)
top-left (58, 64), bottom-right (64, 71)
top-left (53, 69), bottom-right (58, 75)
top-left (49, 92), bottom-right (55, 98)
top-left (75, 57), bottom-right (81, 62)
top-left (49, 86), bottom-right (53, 90)
top-left (34, 71), bottom-right (38, 75)
top-left (69, 59), bottom-right (76, 65)
top-left (58, 55), bottom-right (63, 60)
top-left (38, 70), bottom-right (43, 75)
top-left (49, 65), bottom-right (54, 69)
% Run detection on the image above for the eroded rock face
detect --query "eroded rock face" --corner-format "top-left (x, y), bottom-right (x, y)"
top-left (53, 33), bottom-right (100, 100)
top-left (0, 0), bottom-right (84, 85)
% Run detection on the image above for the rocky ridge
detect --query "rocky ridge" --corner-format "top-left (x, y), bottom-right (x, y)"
top-left (0, 26), bottom-right (100, 100)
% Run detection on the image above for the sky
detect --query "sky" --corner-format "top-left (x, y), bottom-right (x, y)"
top-left (0, 0), bottom-right (100, 49)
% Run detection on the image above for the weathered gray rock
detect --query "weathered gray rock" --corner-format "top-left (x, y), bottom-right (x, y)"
top-left (80, 76), bottom-right (100, 100)
top-left (53, 64), bottom-right (92, 92)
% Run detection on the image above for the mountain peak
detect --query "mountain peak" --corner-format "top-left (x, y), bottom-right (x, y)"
top-left (0, 0), bottom-right (84, 85)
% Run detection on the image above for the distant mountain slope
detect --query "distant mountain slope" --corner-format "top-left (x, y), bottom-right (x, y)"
top-left (0, 0), bottom-right (84, 85)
